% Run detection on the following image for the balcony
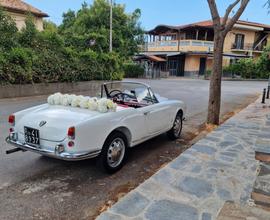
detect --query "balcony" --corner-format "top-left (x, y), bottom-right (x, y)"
top-left (231, 43), bottom-right (264, 52)
top-left (142, 40), bottom-right (214, 53)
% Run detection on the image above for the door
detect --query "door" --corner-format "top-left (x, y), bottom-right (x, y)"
top-left (199, 58), bottom-right (206, 75)
top-left (177, 55), bottom-right (185, 76)
top-left (141, 103), bottom-right (173, 135)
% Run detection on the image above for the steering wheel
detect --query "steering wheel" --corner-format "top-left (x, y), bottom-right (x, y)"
top-left (109, 89), bottom-right (123, 97)
top-left (109, 90), bottom-right (136, 102)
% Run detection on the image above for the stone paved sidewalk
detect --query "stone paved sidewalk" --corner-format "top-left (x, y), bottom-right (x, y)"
top-left (97, 98), bottom-right (270, 220)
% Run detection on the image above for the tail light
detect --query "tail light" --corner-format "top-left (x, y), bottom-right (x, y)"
top-left (8, 115), bottom-right (15, 126)
top-left (68, 127), bottom-right (75, 139)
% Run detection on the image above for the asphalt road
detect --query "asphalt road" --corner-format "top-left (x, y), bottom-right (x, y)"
top-left (0, 78), bottom-right (266, 220)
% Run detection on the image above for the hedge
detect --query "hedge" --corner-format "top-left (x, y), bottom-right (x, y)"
top-left (123, 63), bottom-right (144, 78)
top-left (0, 10), bottom-right (124, 85)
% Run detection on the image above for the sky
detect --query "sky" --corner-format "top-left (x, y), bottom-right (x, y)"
top-left (25, 0), bottom-right (270, 30)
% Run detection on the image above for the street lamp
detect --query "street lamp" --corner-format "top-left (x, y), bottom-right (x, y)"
top-left (109, 0), bottom-right (113, 52)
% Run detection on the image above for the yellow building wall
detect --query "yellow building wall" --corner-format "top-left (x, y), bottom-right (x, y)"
top-left (184, 55), bottom-right (213, 72)
top-left (184, 55), bottom-right (230, 73)
top-left (224, 28), bottom-right (256, 52)
top-left (7, 11), bottom-right (44, 31)
top-left (185, 55), bottom-right (201, 72)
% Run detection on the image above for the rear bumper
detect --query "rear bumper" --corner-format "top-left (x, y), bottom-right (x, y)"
top-left (5, 137), bottom-right (101, 161)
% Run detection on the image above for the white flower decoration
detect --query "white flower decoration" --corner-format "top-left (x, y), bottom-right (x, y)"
top-left (61, 94), bottom-right (69, 106)
top-left (47, 93), bottom-right (118, 113)
top-left (47, 94), bottom-right (55, 105)
top-left (80, 97), bottom-right (90, 109)
top-left (71, 95), bottom-right (82, 107)
top-left (88, 98), bottom-right (98, 111)
top-left (106, 99), bottom-right (117, 112)
top-left (53, 93), bottom-right (62, 105)
top-left (97, 98), bottom-right (109, 113)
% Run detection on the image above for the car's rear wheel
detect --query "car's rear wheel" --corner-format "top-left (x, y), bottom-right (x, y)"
top-left (167, 111), bottom-right (183, 140)
top-left (97, 131), bottom-right (127, 173)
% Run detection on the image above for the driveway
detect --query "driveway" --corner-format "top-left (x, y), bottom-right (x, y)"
top-left (0, 78), bottom-right (266, 219)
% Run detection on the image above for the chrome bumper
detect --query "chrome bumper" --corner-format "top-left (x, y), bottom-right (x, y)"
top-left (5, 137), bottom-right (101, 161)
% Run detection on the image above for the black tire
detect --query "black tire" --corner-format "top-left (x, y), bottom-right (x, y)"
top-left (97, 131), bottom-right (128, 174)
top-left (167, 111), bottom-right (183, 140)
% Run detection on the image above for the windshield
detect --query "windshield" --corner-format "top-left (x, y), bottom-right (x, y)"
top-left (103, 82), bottom-right (158, 106)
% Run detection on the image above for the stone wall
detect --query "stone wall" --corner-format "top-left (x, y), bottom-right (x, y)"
top-left (0, 81), bottom-right (106, 99)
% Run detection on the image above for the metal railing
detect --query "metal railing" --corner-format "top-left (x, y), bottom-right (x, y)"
top-left (141, 40), bottom-right (214, 52)
top-left (231, 43), bottom-right (264, 51)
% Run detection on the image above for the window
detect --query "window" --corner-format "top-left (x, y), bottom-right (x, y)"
top-left (234, 34), bottom-right (245, 49)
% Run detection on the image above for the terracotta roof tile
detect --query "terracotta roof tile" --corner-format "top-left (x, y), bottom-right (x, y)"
top-left (0, 0), bottom-right (48, 17)
top-left (179, 18), bottom-right (270, 29)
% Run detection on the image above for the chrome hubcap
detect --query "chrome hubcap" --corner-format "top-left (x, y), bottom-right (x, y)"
top-left (107, 138), bottom-right (125, 168)
top-left (173, 116), bottom-right (182, 136)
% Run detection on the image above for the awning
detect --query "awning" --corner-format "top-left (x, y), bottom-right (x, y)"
top-left (135, 54), bottom-right (166, 62)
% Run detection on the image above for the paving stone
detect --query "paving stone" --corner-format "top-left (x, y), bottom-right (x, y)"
top-left (176, 177), bottom-right (213, 198)
top-left (192, 145), bottom-right (217, 155)
top-left (219, 155), bottom-right (234, 162)
top-left (258, 132), bottom-right (270, 139)
top-left (204, 136), bottom-right (221, 143)
top-left (223, 134), bottom-right (238, 142)
top-left (217, 188), bottom-right (232, 201)
top-left (191, 165), bottom-right (202, 173)
top-left (202, 212), bottom-right (212, 220)
top-left (111, 192), bottom-right (149, 217)
top-left (153, 169), bottom-right (174, 185)
top-left (170, 156), bottom-right (189, 170)
top-left (229, 144), bottom-right (244, 151)
top-left (144, 200), bottom-right (198, 220)
top-left (255, 146), bottom-right (270, 154)
top-left (97, 98), bottom-right (270, 220)
top-left (219, 141), bottom-right (237, 148)
top-left (98, 212), bottom-right (123, 220)
top-left (209, 160), bottom-right (232, 169)
top-left (220, 152), bottom-right (238, 158)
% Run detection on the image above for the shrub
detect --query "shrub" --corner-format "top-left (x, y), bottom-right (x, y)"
top-left (123, 63), bottom-right (144, 78)
top-left (0, 3), bottom-right (139, 85)
top-left (4, 48), bottom-right (33, 84)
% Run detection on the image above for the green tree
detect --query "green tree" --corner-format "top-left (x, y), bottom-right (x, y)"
top-left (0, 8), bottom-right (18, 51)
top-left (59, 0), bottom-right (144, 57)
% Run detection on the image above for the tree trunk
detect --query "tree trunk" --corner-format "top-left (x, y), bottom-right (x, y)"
top-left (207, 33), bottom-right (225, 125)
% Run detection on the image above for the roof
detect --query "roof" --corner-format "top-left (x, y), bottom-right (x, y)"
top-left (0, 0), bottom-right (48, 17)
top-left (148, 19), bottom-right (270, 34)
top-left (135, 54), bottom-right (166, 62)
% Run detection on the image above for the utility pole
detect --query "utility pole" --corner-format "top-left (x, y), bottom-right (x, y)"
top-left (109, 0), bottom-right (113, 52)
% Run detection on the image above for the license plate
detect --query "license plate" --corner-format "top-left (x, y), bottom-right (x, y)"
top-left (24, 127), bottom-right (40, 145)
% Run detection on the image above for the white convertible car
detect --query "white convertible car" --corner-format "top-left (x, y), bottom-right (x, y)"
top-left (6, 82), bottom-right (186, 173)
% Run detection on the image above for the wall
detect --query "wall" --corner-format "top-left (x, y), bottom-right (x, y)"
top-left (7, 11), bottom-right (44, 31)
top-left (224, 28), bottom-right (256, 52)
top-left (0, 81), bottom-right (105, 99)
top-left (184, 55), bottom-right (209, 77)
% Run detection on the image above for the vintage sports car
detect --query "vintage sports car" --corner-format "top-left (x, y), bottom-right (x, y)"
top-left (6, 82), bottom-right (186, 173)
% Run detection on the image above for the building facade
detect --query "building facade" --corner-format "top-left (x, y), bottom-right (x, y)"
top-left (137, 19), bottom-right (270, 77)
top-left (0, 0), bottom-right (48, 31)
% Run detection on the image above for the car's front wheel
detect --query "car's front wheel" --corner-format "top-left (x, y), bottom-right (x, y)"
top-left (97, 131), bottom-right (127, 173)
top-left (167, 111), bottom-right (183, 140)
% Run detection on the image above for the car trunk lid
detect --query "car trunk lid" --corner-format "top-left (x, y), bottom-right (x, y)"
top-left (16, 105), bottom-right (101, 142)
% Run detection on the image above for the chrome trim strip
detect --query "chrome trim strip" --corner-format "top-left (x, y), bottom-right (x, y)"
top-left (6, 137), bottom-right (101, 161)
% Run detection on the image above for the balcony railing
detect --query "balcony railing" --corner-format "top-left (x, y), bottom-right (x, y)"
top-left (231, 43), bottom-right (264, 51)
top-left (142, 40), bottom-right (214, 52)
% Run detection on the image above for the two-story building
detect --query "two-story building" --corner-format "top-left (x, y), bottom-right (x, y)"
top-left (0, 0), bottom-right (48, 31)
top-left (137, 19), bottom-right (270, 78)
